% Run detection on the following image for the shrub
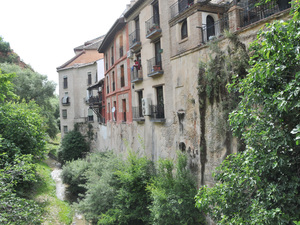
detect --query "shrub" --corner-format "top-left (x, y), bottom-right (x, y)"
top-left (148, 152), bottom-right (205, 225)
top-left (58, 130), bottom-right (88, 163)
top-left (61, 158), bottom-right (90, 199)
top-left (0, 101), bottom-right (46, 157)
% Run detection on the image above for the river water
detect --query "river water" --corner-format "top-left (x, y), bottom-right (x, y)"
top-left (46, 157), bottom-right (89, 225)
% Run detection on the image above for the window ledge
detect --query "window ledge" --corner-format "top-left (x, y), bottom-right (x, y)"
top-left (179, 37), bottom-right (188, 44)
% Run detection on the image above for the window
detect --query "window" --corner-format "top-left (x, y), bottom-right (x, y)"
top-left (121, 65), bottom-right (125, 87)
top-left (95, 71), bottom-right (98, 83)
top-left (156, 86), bottom-right (165, 119)
top-left (155, 40), bottom-right (162, 68)
top-left (119, 35), bottom-right (124, 58)
top-left (153, 1), bottom-right (160, 25)
top-left (108, 102), bottom-right (111, 121)
top-left (88, 72), bottom-right (92, 85)
top-left (181, 19), bottom-right (188, 39)
top-left (111, 46), bottom-right (114, 65)
top-left (122, 99), bottom-right (127, 122)
top-left (62, 109), bottom-right (67, 119)
top-left (63, 76), bottom-right (68, 89)
top-left (112, 72), bottom-right (115, 91)
top-left (105, 53), bottom-right (108, 70)
top-left (113, 101), bottom-right (117, 121)
top-left (135, 16), bottom-right (140, 42)
top-left (63, 126), bottom-right (68, 133)
top-left (206, 15), bottom-right (215, 41)
top-left (88, 108), bottom-right (94, 122)
top-left (138, 90), bottom-right (143, 117)
top-left (62, 92), bottom-right (70, 105)
top-left (107, 76), bottom-right (109, 93)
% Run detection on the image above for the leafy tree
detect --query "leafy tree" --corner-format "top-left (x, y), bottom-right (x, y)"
top-left (0, 101), bottom-right (47, 157)
top-left (0, 63), bottom-right (59, 138)
top-left (148, 152), bottom-right (205, 225)
top-left (0, 36), bottom-right (10, 53)
top-left (196, 2), bottom-right (300, 224)
top-left (0, 69), bottom-right (17, 102)
top-left (58, 130), bottom-right (89, 163)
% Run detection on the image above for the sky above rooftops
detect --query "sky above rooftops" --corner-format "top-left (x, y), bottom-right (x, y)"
top-left (0, 0), bottom-right (128, 93)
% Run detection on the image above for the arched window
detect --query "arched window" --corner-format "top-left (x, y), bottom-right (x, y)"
top-left (206, 15), bottom-right (215, 41)
top-left (181, 19), bottom-right (188, 39)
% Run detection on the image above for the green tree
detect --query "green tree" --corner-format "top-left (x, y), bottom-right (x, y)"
top-left (0, 101), bottom-right (47, 157)
top-left (0, 69), bottom-right (17, 102)
top-left (0, 63), bottom-right (59, 138)
top-left (196, 2), bottom-right (300, 224)
top-left (58, 130), bottom-right (89, 163)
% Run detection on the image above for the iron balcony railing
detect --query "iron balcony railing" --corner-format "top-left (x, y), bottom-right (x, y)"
top-left (151, 104), bottom-right (165, 119)
top-left (132, 106), bottom-right (144, 119)
top-left (129, 29), bottom-right (141, 48)
top-left (238, 0), bottom-right (291, 27)
top-left (131, 66), bottom-right (143, 82)
top-left (170, 0), bottom-right (194, 20)
top-left (201, 15), bottom-right (229, 43)
top-left (145, 16), bottom-right (161, 37)
top-left (147, 56), bottom-right (162, 75)
top-left (87, 96), bottom-right (100, 104)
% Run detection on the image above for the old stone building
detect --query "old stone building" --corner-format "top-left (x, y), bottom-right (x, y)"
top-left (57, 36), bottom-right (105, 140)
top-left (58, 0), bottom-right (292, 188)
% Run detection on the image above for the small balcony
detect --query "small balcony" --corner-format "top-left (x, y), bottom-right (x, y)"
top-left (87, 96), bottom-right (102, 105)
top-left (145, 16), bottom-right (161, 40)
top-left (147, 57), bottom-right (163, 77)
top-left (129, 29), bottom-right (141, 51)
top-left (131, 66), bottom-right (143, 83)
top-left (238, 0), bottom-right (291, 28)
top-left (132, 106), bottom-right (145, 122)
top-left (61, 96), bottom-right (70, 106)
top-left (170, 0), bottom-right (194, 20)
top-left (151, 104), bottom-right (165, 122)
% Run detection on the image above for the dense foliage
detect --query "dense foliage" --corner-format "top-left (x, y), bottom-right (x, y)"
top-left (0, 63), bottom-right (59, 138)
top-left (58, 130), bottom-right (89, 163)
top-left (148, 152), bottom-right (204, 225)
top-left (0, 69), bottom-right (47, 223)
top-left (0, 101), bottom-right (46, 157)
top-left (196, 2), bottom-right (300, 224)
top-left (62, 151), bottom-right (202, 225)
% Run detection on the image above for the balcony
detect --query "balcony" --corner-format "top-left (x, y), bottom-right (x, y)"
top-left (132, 106), bottom-right (145, 122)
top-left (147, 57), bottom-right (163, 77)
top-left (131, 66), bottom-right (143, 83)
top-left (151, 104), bottom-right (165, 122)
top-left (238, 0), bottom-right (291, 28)
top-left (201, 16), bottom-right (229, 43)
top-left (129, 29), bottom-right (141, 51)
top-left (170, 0), bottom-right (194, 20)
top-left (145, 16), bottom-right (161, 40)
top-left (87, 96), bottom-right (102, 105)
top-left (61, 96), bottom-right (70, 106)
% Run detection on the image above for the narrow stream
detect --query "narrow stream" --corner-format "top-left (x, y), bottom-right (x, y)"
top-left (46, 157), bottom-right (89, 225)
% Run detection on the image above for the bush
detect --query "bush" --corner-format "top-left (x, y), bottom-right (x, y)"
top-left (148, 152), bottom-right (205, 225)
top-left (61, 158), bottom-right (90, 199)
top-left (58, 130), bottom-right (88, 163)
top-left (0, 101), bottom-right (46, 157)
top-left (99, 151), bottom-right (154, 225)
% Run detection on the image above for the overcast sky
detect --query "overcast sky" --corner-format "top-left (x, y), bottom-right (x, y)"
top-left (0, 0), bottom-right (129, 92)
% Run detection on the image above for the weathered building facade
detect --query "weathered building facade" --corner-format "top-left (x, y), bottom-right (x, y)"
top-left (58, 0), bottom-right (292, 188)
top-left (57, 36), bottom-right (105, 140)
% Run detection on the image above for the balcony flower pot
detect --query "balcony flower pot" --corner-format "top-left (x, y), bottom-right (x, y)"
top-left (153, 65), bottom-right (161, 71)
